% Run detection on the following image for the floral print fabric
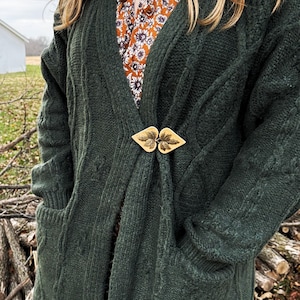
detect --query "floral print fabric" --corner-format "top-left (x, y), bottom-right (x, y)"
top-left (116, 0), bottom-right (179, 108)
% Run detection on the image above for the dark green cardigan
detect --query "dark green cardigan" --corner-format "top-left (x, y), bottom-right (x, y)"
top-left (31, 0), bottom-right (300, 299)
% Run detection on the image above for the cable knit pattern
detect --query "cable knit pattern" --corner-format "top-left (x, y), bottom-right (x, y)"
top-left (31, 0), bottom-right (300, 299)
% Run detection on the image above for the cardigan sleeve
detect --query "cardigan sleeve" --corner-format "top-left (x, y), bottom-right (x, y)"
top-left (179, 21), bottom-right (300, 271)
top-left (31, 16), bottom-right (74, 210)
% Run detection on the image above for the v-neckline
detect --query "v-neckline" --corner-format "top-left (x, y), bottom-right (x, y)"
top-left (96, 0), bottom-right (188, 133)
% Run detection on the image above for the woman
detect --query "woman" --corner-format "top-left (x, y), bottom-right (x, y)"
top-left (31, 0), bottom-right (300, 299)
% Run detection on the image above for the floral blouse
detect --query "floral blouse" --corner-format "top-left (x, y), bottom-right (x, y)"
top-left (116, 0), bottom-right (180, 108)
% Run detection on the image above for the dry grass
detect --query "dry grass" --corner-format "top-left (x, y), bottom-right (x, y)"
top-left (0, 65), bottom-right (44, 191)
top-left (26, 56), bottom-right (41, 66)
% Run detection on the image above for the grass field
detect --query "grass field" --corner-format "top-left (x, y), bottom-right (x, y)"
top-left (0, 60), bottom-right (44, 192)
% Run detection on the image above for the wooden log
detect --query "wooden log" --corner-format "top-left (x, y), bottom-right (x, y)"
top-left (0, 222), bottom-right (9, 299)
top-left (257, 292), bottom-right (275, 300)
top-left (3, 219), bottom-right (33, 298)
top-left (258, 245), bottom-right (290, 275)
top-left (280, 209), bottom-right (300, 238)
top-left (281, 226), bottom-right (290, 234)
top-left (19, 232), bottom-right (35, 249)
top-left (269, 232), bottom-right (300, 264)
top-left (255, 258), bottom-right (280, 281)
top-left (10, 218), bottom-right (28, 233)
top-left (27, 231), bottom-right (37, 248)
top-left (255, 270), bottom-right (275, 292)
top-left (11, 219), bottom-right (37, 249)
top-left (290, 227), bottom-right (300, 241)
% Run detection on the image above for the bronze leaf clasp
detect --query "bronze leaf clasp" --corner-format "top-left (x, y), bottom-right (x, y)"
top-left (132, 126), bottom-right (186, 154)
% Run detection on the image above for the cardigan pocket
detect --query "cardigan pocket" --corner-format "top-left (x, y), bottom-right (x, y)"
top-left (34, 203), bottom-right (66, 299)
top-left (159, 246), bottom-right (235, 300)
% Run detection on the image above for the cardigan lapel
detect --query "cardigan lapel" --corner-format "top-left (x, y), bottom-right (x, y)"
top-left (96, 0), bottom-right (143, 134)
top-left (95, 0), bottom-right (191, 133)
top-left (138, 0), bottom-right (188, 127)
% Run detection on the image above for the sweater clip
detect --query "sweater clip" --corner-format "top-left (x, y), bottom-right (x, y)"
top-left (132, 126), bottom-right (186, 154)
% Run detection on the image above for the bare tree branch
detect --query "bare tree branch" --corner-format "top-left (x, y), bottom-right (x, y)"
top-left (0, 128), bottom-right (37, 154)
top-left (4, 278), bottom-right (31, 300)
top-left (0, 150), bottom-right (23, 177)
top-left (281, 222), bottom-right (300, 227)
top-left (0, 215), bottom-right (35, 220)
top-left (0, 91), bottom-right (41, 105)
top-left (0, 185), bottom-right (31, 190)
top-left (0, 195), bottom-right (40, 206)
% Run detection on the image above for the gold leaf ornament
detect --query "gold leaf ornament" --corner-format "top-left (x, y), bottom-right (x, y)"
top-left (132, 126), bottom-right (186, 154)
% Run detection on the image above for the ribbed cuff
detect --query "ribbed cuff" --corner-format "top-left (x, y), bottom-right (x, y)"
top-left (42, 190), bottom-right (72, 210)
top-left (178, 235), bottom-right (228, 273)
top-left (36, 202), bottom-right (66, 226)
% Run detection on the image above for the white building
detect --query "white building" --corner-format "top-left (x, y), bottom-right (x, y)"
top-left (0, 20), bottom-right (28, 74)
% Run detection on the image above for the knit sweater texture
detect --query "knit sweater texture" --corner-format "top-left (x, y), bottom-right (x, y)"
top-left (31, 0), bottom-right (300, 299)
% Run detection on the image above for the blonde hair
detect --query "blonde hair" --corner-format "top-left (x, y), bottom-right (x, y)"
top-left (188, 0), bottom-right (283, 32)
top-left (55, 0), bottom-right (283, 32)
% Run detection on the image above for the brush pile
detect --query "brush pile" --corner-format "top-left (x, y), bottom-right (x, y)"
top-left (0, 192), bottom-right (39, 300)
top-left (0, 189), bottom-right (300, 300)
top-left (255, 211), bottom-right (300, 300)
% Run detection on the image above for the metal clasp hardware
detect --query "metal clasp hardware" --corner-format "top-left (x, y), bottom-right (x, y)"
top-left (132, 126), bottom-right (186, 154)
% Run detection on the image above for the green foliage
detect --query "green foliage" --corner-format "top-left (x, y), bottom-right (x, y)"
top-left (0, 65), bottom-right (44, 196)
